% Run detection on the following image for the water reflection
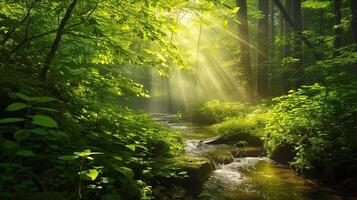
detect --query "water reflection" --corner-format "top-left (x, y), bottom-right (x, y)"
top-left (152, 113), bottom-right (357, 200)
top-left (199, 158), bottom-right (348, 200)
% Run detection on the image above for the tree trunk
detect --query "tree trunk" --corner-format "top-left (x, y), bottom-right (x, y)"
top-left (40, 0), bottom-right (78, 83)
top-left (269, 0), bottom-right (275, 95)
top-left (319, 9), bottom-right (325, 58)
top-left (334, 0), bottom-right (342, 52)
top-left (282, 0), bottom-right (293, 92)
top-left (256, 0), bottom-right (270, 99)
top-left (236, 0), bottom-right (254, 103)
top-left (292, 0), bottom-right (303, 89)
top-left (283, 0), bottom-right (293, 58)
top-left (350, 0), bottom-right (357, 43)
top-left (273, 0), bottom-right (321, 60)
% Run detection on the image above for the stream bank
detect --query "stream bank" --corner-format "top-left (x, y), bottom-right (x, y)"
top-left (151, 113), bottom-right (357, 200)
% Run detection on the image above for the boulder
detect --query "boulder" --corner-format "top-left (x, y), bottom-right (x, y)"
top-left (206, 148), bottom-right (234, 165)
top-left (152, 156), bottom-right (214, 195)
top-left (205, 132), bottom-right (262, 146)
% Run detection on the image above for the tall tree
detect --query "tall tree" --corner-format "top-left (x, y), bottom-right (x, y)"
top-left (283, 0), bottom-right (293, 92)
top-left (237, 0), bottom-right (254, 103)
top-left (256, 0), bottom-right (270, 99)
top-left (40, 0), bottom-right (78, 83)
top-left (273, 0), bottom-right (320, 60)
top-left (350, 0), bottom-right (357, 44)
top-left (334, 0), bottom-right (342, 52)
top-left (283, 0), bottom-right (293, 58)
top-left (292, 0), bottom-right (303, 89)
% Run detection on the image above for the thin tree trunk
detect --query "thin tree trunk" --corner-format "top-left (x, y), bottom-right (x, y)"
top-left (40, 0), bottom-right (78, 83)
top-left (273, 0), bottom-right (321, 60)
top-left (269, 0), bottom-right (275, 95)
top-left (237, 0), bottom-right (254, 103)
top-left (319, 9), bottom-right (325, 58)
top-left (334, 0), bottom-right (342, 53)
top-left (270, 0), bottom-right (275, 62)
top-left (257, 0), bottom-right (270, 99)
top-left (283, 0), bottom-right (292, 58)
top-left (282, 0), bottom-right (292, 92)
top-left (292, 0), bottom-right (303, 89)
top-left (350, 0), bottom-right (357, 43)
top-left (349, 0), bottom-right (357, 74)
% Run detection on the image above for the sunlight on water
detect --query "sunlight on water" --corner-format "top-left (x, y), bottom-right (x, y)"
top-left (152, 114), bottom-right (356, 200)
top-left (199, 158), bottom-right (348, 200)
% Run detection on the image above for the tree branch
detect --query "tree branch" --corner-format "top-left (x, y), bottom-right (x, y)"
top-left (0, 0), bottom-right (38, 45)
top-left (40, 0), bottom-right (79, 83)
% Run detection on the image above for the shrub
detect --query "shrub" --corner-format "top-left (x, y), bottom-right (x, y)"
top-left (264, 83), bottom-right (357, 178)
top-left (187, 100), bottom-right (253, 124)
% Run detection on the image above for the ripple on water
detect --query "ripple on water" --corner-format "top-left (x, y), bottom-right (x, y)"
top-left (198, 157), bottom-right (349, 200)
top-left (151, 114), bottom-right (356, 200)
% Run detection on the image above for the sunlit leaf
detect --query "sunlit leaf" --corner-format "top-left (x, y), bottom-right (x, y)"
top-left (232, 7), bottom-right (240, 13)
top-left (80, 169), bottom-right (99, 181)
top-left (223, 20), bottom-right (228, 29)
top-left (74, 149), bottom-right (103, 157)
top-left (125, 144), bottom-right (136, 151)
top-left (32, 115), bottom-right (58, 128)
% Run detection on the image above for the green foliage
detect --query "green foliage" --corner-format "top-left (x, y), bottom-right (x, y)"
top-left (208, 105), bottom-right (268, 145)
top-left (264, 83), bottom-right (357, 175)
top-left (188, 100), bottom-right (253, 124)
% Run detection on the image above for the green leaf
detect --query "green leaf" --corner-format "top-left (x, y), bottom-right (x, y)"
top-left (33, 107), bottom-right (59, 112)
top-left (2, 140), bottom-right (19, 150)
top-left (115, 167), bottom-right (134, 179)
top-left (15, 150), bottom-right (35, 157)
top-left (14, 129), bottom-right (29, 142)
top-left (80, 169), bottom-right (99, 181)
top-left (223, 20), bottom-right (228, 29)
top-left (0, 118), bottom-right (25, 123)
top-left (5, 102), bottom-right (27, 111)
top-left (74, 149), bottom-right (103, 157)
top-left (232, 6), bottom-right (240, 13)
top-left (14, 93), bottom-right (32, 102)
top-left (58, 155), bottom-right (79, 160)
top-left (12, 93), bottom-right (58, 103)
top-left (125, 144), bottom-right (136, 151)
top-left (32, 115), bottom-right (58, 128)
top-left (30, 128), bottom-right (48, 135)
top-left (32, 96), bottom-right (58, 103)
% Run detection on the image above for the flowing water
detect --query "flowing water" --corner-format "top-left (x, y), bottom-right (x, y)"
top-left (151, 113), bottom-right (357, 200)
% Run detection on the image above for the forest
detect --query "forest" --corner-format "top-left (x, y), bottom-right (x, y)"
top-left (0, 0), bottom-right (357, 199)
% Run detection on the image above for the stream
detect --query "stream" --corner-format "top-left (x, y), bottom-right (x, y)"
top-left (151, 113), bottom-right (356, 200)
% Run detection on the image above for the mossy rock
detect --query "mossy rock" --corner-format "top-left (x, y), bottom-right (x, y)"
top-left (205, 132), bottom-right (262, 146)
top-left (152, 156), bottom-right (213, 194)
top-left (233, 146), bottom-right (265, 157)
top-left (270, 144), bottom-right (295, 164)
top-left (206, 148), bottom-right (234, 165)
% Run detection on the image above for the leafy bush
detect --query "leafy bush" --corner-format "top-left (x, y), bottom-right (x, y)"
top-left (210, 106), bottom-right (269, 145)
top-left (264, 83), bottom-right (357, 178)
top-left (187, 100), bottom-right (253, 124)
top-left (0, 92), bottom-right (184, 200)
